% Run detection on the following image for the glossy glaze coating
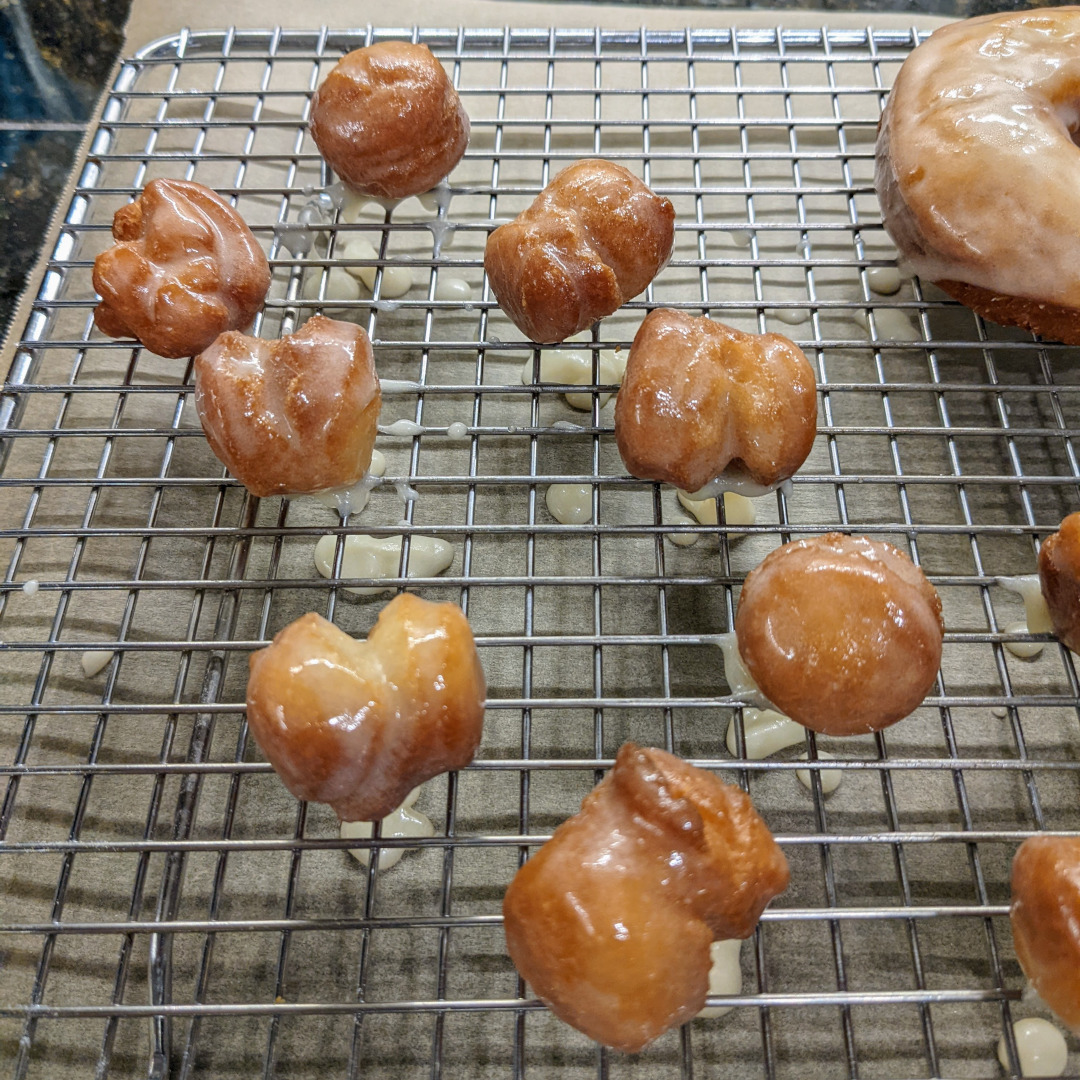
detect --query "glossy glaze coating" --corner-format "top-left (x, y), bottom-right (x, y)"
top-left (1039, 511), bottom-right (1080, 653)
top-left (503, 743), bottom-right (789, 1052)
top-left (246, 594), bottom-right (486, 822)
top-left (194, 315), bottom-right (380, 498)
top-left (614, 308), bottom-right (817, 493)
top-left (484, 160), bottom-right (675, 343)
top-left (1011, 835), bottom-right (1080, 1030)
top-left (736, 534), bottom-right (944, 735)
top-left (875, 9), bottom-right (1080, 342)
top-left (93, 178), bottom-right (270, 358)
top-left (309, 42), bottom-right (470, 199)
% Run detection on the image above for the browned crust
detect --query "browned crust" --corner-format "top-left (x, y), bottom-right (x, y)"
top-left (92, 178), bottom-right (270, 359)
top-left (936, 279), bottom-right (1080, 346)
top-left (614, 308), bottom-right (817, 492)
top-left (1038, 511), bottom-right (1080, 653)
top-left (1011, 835), bottom-right (1080, 1030)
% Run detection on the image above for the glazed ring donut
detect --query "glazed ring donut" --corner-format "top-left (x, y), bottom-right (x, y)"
top-left (875, 9), bottom-right (1080, 344)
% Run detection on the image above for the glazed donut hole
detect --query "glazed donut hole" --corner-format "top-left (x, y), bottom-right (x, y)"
top-left (308, 42), bottom-right (469, 201)
top-left (1037, 511), bottom-right (1080, 655)
top-left (91, 177), bottom-right (271, 359)
top-left (734, 532), bottom-right (944, 736)
top-left (484, 159), bottom-right (675, 344)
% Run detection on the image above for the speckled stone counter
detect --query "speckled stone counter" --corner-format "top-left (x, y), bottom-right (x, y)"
top-left (0, 1), bottom-right (126, 339)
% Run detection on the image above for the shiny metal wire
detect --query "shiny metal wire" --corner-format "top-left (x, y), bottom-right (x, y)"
top-left (2, 22), bottom-right (1078, 1080)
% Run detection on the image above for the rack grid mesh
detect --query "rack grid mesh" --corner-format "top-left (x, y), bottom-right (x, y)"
top-left (2, 22), bottom-right (1079, 1080)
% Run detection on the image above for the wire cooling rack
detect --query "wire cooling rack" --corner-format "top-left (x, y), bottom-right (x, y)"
top-left (2, 21), bottom-right (1080, 1080)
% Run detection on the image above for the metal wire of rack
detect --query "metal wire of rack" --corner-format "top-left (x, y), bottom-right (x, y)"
top-left (1, 20), bottom-right (1079, 1080)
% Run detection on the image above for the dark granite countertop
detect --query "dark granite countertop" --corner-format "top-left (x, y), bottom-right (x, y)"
top-left (0, 0), bottom-right (1037, 347)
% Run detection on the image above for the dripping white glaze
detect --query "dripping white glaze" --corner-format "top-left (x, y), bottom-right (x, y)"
top-left (302, 266), bottom-right (360, 304)
top-left (854, 307), bottom-right (916, 340)
top-left (434, 276), bottom-right (472, 302)
top-left (1004, 622), bottom-right (1044, 660)
top-left (715, 632), bottom-right (771, 706)
top-left (551, 420), bottom-right (584, 432)
top-left (546, 484), bottom-right (592, 525)
top-left (521, 349), bottom-right (627, 410)
top-left (324, 181), bottom-right (348, 210)
top-left (394, 481), bottom-right (421, 503)
top-left (417, 189), bottom-right (441, 214)
top-left (687, 468), bottom-right (793, 502)
top-left (425, 182), bottom-right (457, 256)
top-left (725, 707), bottom-right (804, 759)
top-left (341, 193), bottom-right (424, 224)
top-left (728, 229), bottom-right (754, 248)
top-left (666, 516), bottom-right (700, 547)
top-left (996, 1018), bottom-right (1068, 1078)
top-left (999, 575), bottom-right (1054, 633)
top-left (446, 421), bottom-right (469, 439)
top-left (796, 751), bottom-right (842, 795)
top-left (379, 379), bottom-right (423, 394)
top-left (300, 190), bottom-right (335, 222)
top-left (312, 451), bottom-right (386, 519)
top-left (277, 223), bottom-right (315, 257)
top-left (770, 307), bottom-right (808, 325)
top-left (80, 650), bottom-right (114, 678)
top-left (340, 194), bottom-right (377, 224)
top-left (22, 580), bottom-right (39, 597)
top-left (379, 419), bottom-right (425, 437)
top-left (698, 938), bottom-right (742, 1019)
top-left (428, 219), bottom-right (455, 258)
top-left (999, 575), bottom-right (1054, 659)
top-left (313, 474), bottom-right (380, 519)
top-left (340, 789), bottom-right (433, 870)
top-left (867, 266), bottom-right (903, 295)
top-left (676, 489), bottom-right (757, 527)
top-left (313, 534), bottom-right (455, 595)
top-left (339, 237), bottom-right (413, 298)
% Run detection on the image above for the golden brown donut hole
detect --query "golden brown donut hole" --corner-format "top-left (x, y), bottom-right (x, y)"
top-left (1038, 511), bottom-right (1080, 653)
top-left (614, 308), bottom-right (818, 493)
top-left (484, 159), bottom-right (675, 344)
top-left (309, 41), bottom-right (469, 199)
top-left (735, 533), bottom-right (943, 736)
top-left (193, 315), bottom-right (380, 498)
top-left (502, 743), bottom-right (789, 1053)
top-left (246, 595), bottom-right (486, 823)
top-left (92, 178), bottom-right (270, 359)
top-left (1011, 835), bottom-right (1080, 1030)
